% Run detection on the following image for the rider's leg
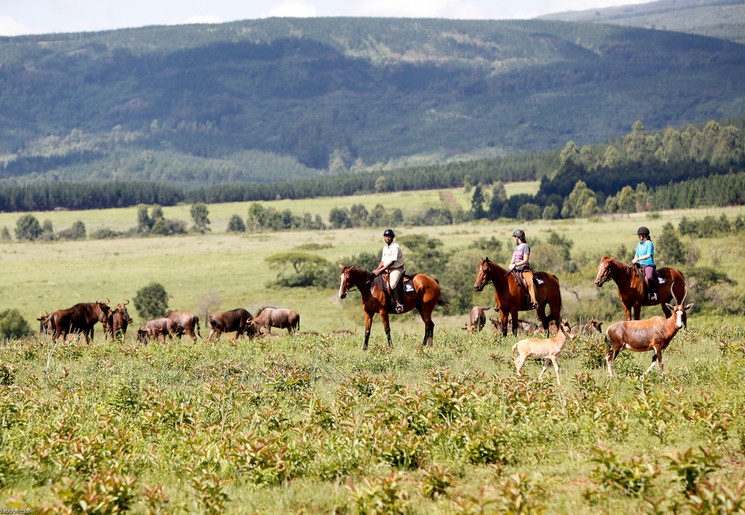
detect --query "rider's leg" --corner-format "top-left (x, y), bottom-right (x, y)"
top-left (389, 269), bottom-right (405, 313)
top-left (523, 269), bottom-right (538, 308)
top-left (645, 266), bottom-right (658, 300)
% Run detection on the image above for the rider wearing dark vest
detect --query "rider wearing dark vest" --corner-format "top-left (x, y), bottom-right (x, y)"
top-left (508, 229), bottom-right (538, 309)
top-left (373, 228), bottom-right (405, 313)
top-left (632, 226), bottom-right (658, 301)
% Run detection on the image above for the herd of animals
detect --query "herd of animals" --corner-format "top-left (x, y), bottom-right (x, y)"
top-left (36, 302), bottom-right (300, 345)
top-left (33, 254), bottom-right (692, 382)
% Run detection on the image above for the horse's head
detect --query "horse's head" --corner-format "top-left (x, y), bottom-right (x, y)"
top-left (474, 258), bottom-right (493, 292)
top-left (338, 264), bottom-right (359, 299)
top-left (594, 256), bottom-right (615, 287)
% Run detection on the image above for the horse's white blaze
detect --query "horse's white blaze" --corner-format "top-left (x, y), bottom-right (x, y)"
top-left (338, 274), bottom-right (346, 298)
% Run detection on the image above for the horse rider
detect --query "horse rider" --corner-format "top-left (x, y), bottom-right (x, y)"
top-left (632, 226), bottom-right (658, 301)
top-left (373, 228), bottom-right (405, 313)
top-left (508, 229), bottom-right (538, 309)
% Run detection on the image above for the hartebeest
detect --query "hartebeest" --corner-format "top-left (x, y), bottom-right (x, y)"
top-left (512, 317), bottom-right (575, 385)
top-left (604, 285), bottom-right (693, 377)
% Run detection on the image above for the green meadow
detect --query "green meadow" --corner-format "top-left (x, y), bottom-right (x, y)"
top-left (2, 190), bottom-right (745, 512)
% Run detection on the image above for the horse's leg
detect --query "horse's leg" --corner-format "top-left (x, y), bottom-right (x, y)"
top-left (661, 302), bottom-right (672, 318)
top-left (633, 304), bottom-right (641, 320)
top-left (622, 301), bottom-right (632, 321)
top-left (536, 305), bottom-right (548, 334)
top-left (500, 309), bottom-right (509, 337)
top-left (510, 309), bottom-right (519, 336)
top-left (363, 311), bottom-right (374, 350)
top-left (380, 309), bottom-right (392, 347)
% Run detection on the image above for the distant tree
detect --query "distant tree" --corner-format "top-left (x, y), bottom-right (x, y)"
top-left (134, 282), bottom-right (169, 320)
top-left (657, 222), bottom-right (686, 265)
top-left (150, 218), bottom-right (186, 236)
top-left (561, 180), bottom-right (598, 219)
top-left (227, 214), bottom-right (246, 232)
top-left (247, 203), bottom-right (265, 231)
top-left (190, 203), bottom-right (210, 233)
top-left (0, 226), bottom-right (10, 241)
top-left (40, 219), bottom-right (56, 241)
top-left (559, 141), bottom-right (580, 167)
top-left (58, 220), bottom-right (86, 240)
top-left (470, 185), bottom-right (486, 219)
top-left (517, 203), bottom-right (541, 221)
top-left (137, 204), bottom-right (153, 234)
top-left (542, 204), bottom-right (559, 220)
top-left (15, 214), bottom-right (43, 241)
top-left (329, 207), bottom-right (351, 229)
top-left (196, 289), bottom-right (221, 325)
top-left (374, 175), bottom-right (388, 193)
top-left (265, 252), bottom-right (333, 288)
top-left (0, 309), bottom-right (32, 340)
top-left (617, 185), bottom-right (635, 215)
top-left (463, 174), bottom-right (474, 192)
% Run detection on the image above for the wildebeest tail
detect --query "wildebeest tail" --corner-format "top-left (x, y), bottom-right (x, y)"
top-left (195, 316), bottom-right (202, 337)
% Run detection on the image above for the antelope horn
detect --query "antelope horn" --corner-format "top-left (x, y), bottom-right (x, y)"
top-left (680, 286), bottom-right (688, 305)
top-left (123, 299), bottom-right (130, 305)
top-left (670, 282), bottom-right (679, 305)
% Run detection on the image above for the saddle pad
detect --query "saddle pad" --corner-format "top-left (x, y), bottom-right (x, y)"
top-left (404, 281), bottom-right (415, 293)
top-left (657, 277), bottom-right (666, 284)
top-left (535, 277), bottom-right (544, 286)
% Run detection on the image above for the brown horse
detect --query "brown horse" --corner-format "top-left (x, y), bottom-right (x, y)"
top-left (338, 264), bottom-right (446, 350)
top-left (473, 258), bottom-right (562, 337)
top-left (594, 256), bottom-right (687, 321)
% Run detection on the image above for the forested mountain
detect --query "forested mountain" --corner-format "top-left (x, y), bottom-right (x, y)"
top-left (541, 0), bottom-right (745, 44)
top-left (1, 17), bottom-right (744, 187)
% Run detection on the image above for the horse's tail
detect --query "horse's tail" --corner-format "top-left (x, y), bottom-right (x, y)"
top-left (437, 297), bottom-right (449, 308)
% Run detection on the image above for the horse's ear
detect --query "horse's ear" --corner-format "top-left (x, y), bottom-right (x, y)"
top-left (339, 264), bottom-right (344, 269)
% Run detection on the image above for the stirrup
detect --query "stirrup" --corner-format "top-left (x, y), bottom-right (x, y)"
top-left (395, 303), bottom-right (404, 313)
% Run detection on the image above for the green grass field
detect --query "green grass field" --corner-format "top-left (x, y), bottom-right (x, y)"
top-left (2, 195), bottom-right (745, 513)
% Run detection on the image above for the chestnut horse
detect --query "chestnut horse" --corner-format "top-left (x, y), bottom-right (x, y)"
top-left (473, 258), bottom-right (562, 337)
top-left (594, 256), bottom-right (686, 321)
top-left (338, 264), bottom-right (446, 350)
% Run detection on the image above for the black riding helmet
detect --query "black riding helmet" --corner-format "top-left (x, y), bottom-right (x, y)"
top-left (383, 228), bottom-right (395, 238)
top-left (636, 226), bottom-right (650, 236)
top-left (512, 229), bottom-right (525, 239)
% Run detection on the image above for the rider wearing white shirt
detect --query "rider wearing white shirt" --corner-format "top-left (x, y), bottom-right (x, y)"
top-left (373, 228), bottom-right (405, 313)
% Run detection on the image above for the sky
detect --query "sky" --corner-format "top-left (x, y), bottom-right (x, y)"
top-left (0, 0), bottom-right (649, 37)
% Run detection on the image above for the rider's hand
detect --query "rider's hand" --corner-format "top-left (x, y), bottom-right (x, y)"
top-left (508, 263), bottom-right (515, 271)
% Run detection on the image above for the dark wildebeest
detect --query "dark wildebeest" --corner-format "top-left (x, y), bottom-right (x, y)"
top-left (251, 307), bottom-right (300, 335)
top-left (164, 310), bottom-right (202, 341)
top-left (37, 312), bottom-right (56, 335)
top-left (49, 300), bottom-right (111, 343)
top-left (469, 306), bottom-right (490, 332)
top-left (207, 308), bottom-right (254, 341)
top-left (136, 318), bottom-right (177, 344)
top-left (105, 301), bottom-right (134, 341)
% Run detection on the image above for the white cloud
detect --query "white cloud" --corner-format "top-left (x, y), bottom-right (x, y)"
top-left (0, 15), bottom-right (37, 36)
top-left (265, 0), bottom-right (318, 17)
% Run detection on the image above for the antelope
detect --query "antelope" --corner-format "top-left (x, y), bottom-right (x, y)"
top-left (512, 317), bottom-right (575, 385)
top-left (604, 285), bottom-right (693, 377)
top-left (571, 318), bottom-right (603, 335)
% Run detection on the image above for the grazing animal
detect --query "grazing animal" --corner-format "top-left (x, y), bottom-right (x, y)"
top-left (105, 301), bottom-right (133, 341)
top-left (38, 312), bottom-right (56, 335)
top-left (604, 286), bottom-right (693, 377)
top-left (251, 307), bottom-right (300, 335)
top-left (48, 300), bottom-right (111, 343)
top-left (594, 256), bottom-right (687, 320)
top-left (462, 323), bottom-right (477, 333)
top-left (338, 264), bottom-right (447, 350)
top-left (207, 308), bottom-right (254, 341)
top-left (512, 317), bottom-right (575, 385)
top-left (137, 318), bottom-right (177, 344)
top-left (164, 310), bottom-right (202, 341)
top-left (571, 318), bottom-right (603, 336)
top-left (490, 317), bottom-right (539, 335)
top-left (469, 306), bottom-right (490, 332)
top-left (474, 257), bottom-right (562, 337)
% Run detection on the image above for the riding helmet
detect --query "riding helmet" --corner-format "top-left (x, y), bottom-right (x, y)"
top-left (512, 229), bottom-right (525, 239)
top-left (383, 228), bottom-right (395, 238)
top-left (636, 226), bottom-right (650, 236)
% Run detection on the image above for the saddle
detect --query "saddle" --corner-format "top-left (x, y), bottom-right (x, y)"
top-left (376, 271), bottom-right (415, 313)
top-left (511, 270), bottom-right (544, 309)
top-left (634, 264), bottom-right (665, 300)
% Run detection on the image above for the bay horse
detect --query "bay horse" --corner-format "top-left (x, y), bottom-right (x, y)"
top-left (473, 258), bottom-right (562, 337)
top-left (338, 264), bottom-right (446, 350)
top-left (594, 256), bottom-right (686, 321)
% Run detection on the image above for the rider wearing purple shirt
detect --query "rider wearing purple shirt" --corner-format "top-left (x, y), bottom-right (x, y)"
top-left (508, 229), bottom-right (538, 309)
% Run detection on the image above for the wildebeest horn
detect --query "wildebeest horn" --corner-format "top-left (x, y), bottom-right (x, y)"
top-left (123, 299), bottom-right (130, 305)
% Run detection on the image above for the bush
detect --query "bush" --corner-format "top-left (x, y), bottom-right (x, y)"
top-left (134, 283), bottom-right (169, 320)
top-left (0, 309), bottom-right (32, 340)
top-left (14, 214), bottom-right (43, 241)
top-left (227, 214), bottom-right (246, 232)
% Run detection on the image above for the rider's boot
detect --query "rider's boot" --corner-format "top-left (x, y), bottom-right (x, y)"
top-left (393, 283), bottom-right (405, 313)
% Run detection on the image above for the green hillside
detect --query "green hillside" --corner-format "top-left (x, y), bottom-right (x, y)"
top-left (541, 0), bottom-right (745, 44)
top-left (1, 17), bottom-right (744, 187)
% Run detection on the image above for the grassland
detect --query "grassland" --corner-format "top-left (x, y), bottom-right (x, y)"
top-left (2, 193), bottom-right (745, 512)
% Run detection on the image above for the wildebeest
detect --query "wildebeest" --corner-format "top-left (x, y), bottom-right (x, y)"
top-left (136, 318), bottom-right (177, 344)
top-left (37, 312), bottom-right (56, 335)
top-left (250, 307), bottom-right (300, 335)
top-left (105, 301), bottom-right (134, 341)
top-left (468, 306), bottom-right (490, 332)
top-left (164, 310), bottom-right (202, 341)
top-left (207, 308), bottom-right (254, 341)
top-left (48, 300), bottom-right (111, 343)
top-left (490, 317), bottom-right (539, 335)
top-left (571, 318), bottom-right (603, 336)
